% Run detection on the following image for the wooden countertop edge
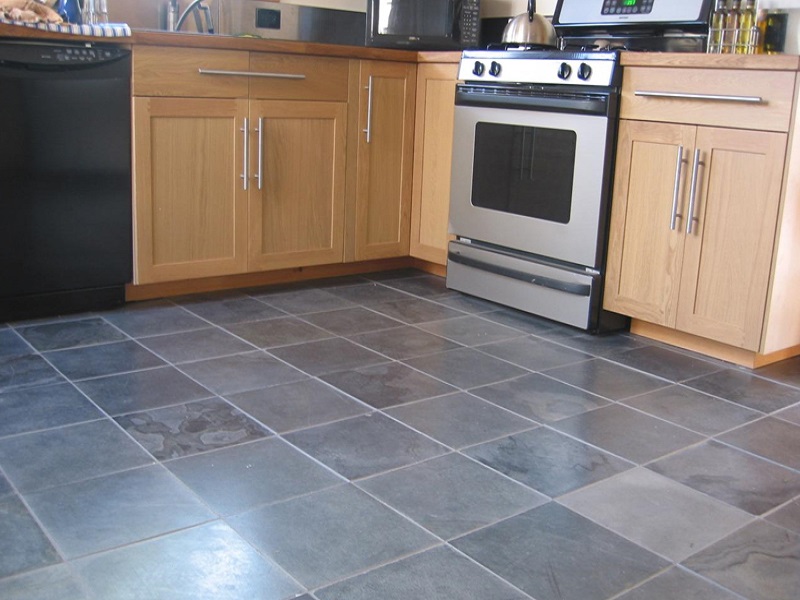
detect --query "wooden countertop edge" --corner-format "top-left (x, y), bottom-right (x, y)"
top-left (621, 50), bottom-right (800, 70)
top-left (0, 24), bottom-right (463, 63)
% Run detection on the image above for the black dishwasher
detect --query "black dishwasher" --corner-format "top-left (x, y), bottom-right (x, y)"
top-left (0, 40), bottom-right (132, 322)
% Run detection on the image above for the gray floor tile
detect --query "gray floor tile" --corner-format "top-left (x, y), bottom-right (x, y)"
top-left (386, 393), bottom-right (536, 449)
top-left (348, 325), bottom-right (461, 360)
top-left (357, 453), bottom-right (546, 540)
top-left (767, 499), bottom-right (800, 534)
top-left (404, 347), bottom-right (528, 390)
top-left (608, 345), bottom-right (723, 382)
top-left (452, 502), bottom-right (668, 600)
top-left (776, 403), bottom-right (800, 426)
top-left (177, 351), bottom-right (307, 396)
top-left (417, 315), bottom-right (524, 347)
top-left (369, 298), bottom-right (465, 325)
top-left (0, 564), bottom-right (88, 600)
top-left (73, 521), bottom-right (302, 600)
top-left (649, 440), bottom-right (800, 515)
top-left (320, 362), bottom-right (456, 410)
top-left (226, 379), bottom-right (369, 433)
top-left (115, 397), bottom-right (270, 461)
top-left (543, 358), bottom-right (670, 401)
top-left (228, 485), bottom-right (437, 589)
top-left (43, 341), bottom-right (165, 381)
top-left (478, 308), bottom-right (561, 335)
top-left (138, 328), bottom-right (256, 363)
top-left (225, 317), bottom-right (334, 349)
top-left (253, 287), bottom-right (356, 315)
top-left (0, 383), bottom-right (103, 438)
top-left (166, 438), bottom-right (342, 516)
top-left (685, 368), bottom-right (800, 413)
top-left (176, 292), bottom-right (285, 325)
top-left (465, 427), bottom-right (633, 497)
top-left (0, 354), bottom-right (63, 393)
top-left (617, 567), bottom-right (741, 600)
top-left (471, 373), bottom-right (610, 423)
top-left (0, 472), bottom-right (12, 500)
top-left (552, 404), bottom-right (704, 464)
top-left (559, 468), bottom-right (753, 561)
top-left (15, 317), bottom-right (127, 351)
top-left (0, 419), bottom-right (153, 493)
top-left (102, 301), bottom-right (208, 338)
top-left (478, 336), bottom-right (593, 371)
top-left (755, 356), bottom-right (800, 388)
top-left (284, 413), bottom-right (447, 480)
top-left (25, 465), bottom-right (214, 559)
top-left (0, 329), bottom-right (32, 358)
top-left (269, 338), bottom-right (389, 376)
top-left (301, 307), bottom-right (402, 336)
top-left (624, 384), bottom-right (761, 435)
top-left (316, 545), bottom-right (530, 600)
top-left (682, 520), bottom-right (800, 600)
top-left (327, 282), bottom-right (415, 306)
top-left (75, 366), bottom-right (213, 416)
top-left (0, 496), bottom-right (61, 579)
top-left (379, 274), bottom-right (451, 298)
top-left (434, 294), bottom-right (501, 313)
top-left (718, 417), bottom-right (800, 471)
top-left (537, 330), bottom-right (651, 357)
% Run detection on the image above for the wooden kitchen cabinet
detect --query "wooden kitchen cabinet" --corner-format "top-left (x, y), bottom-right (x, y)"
top-left (410, 62), bottom-right (459, 265)
top-left (604, 57), bottom-right (800, 366)
top-left (346, 60), bottom-right (416, 261)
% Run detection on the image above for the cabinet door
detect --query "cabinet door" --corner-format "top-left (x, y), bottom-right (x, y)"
top-left (604, 120), bottom-right (696, 325)
top-left (349, 61), bottom-right (416, 261)
top-left (248, 100), bottom-right (347, 271)
top-left (133, 97), bottom-right (249, 284)
top-left (410, 62), bottom-right (458, 265)
top-left (676, 127), bottom-right (787, 350)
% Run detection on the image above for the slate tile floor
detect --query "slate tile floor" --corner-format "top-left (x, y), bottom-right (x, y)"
top-left (1, 270), bottom-right (800, 599)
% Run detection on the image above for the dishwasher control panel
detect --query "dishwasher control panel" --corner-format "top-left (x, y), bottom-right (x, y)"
top-left (0, 41), bottom-right (128, 67)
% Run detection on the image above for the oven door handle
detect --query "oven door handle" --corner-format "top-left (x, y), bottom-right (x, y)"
top-left (448, 252), bottom-right (592, 297)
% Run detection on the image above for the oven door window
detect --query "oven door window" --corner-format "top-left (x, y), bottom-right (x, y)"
top-left (471, 123), bottom-right (576, 224)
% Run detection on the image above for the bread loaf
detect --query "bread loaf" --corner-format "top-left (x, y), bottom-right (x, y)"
top-left (0, 0), bottom-right (64, 23)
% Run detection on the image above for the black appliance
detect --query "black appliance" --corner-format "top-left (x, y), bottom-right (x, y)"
top-left (366, 0), bottom-right (481, 50)
top-left (0, 41), bottom-right (132, 322)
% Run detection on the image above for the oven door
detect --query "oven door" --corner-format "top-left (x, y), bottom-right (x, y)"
top-left (449, 93), bottom-right (613, 269)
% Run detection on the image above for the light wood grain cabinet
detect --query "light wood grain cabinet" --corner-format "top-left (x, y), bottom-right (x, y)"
top-left (346, 60), bottom-right (416, 261)
top-left (410, 62), bottom-right (458, 265)
top-left (605, 60), bottom-right (800, 365)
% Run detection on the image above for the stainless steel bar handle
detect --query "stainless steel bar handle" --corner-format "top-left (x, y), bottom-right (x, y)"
top-left (255, 118), bottom-right (264, 191)
top-left (363, 75), bottom-right (374, 144)
top-left (686, 149), bottom-right (703, 235)
top-left (241, 118), bottom-right (249, 192)
top-left (198, 69), bottom-right (306, 80)
top-left (634, 90), bottom-right (763, 104)
top-left (670, 145), bottom-right (686, 231)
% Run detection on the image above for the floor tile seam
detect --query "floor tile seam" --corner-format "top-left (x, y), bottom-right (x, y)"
top-left (708, 426), bottom-right (800, 475)
top-left (414, 319), bottom-right (532, 348)
top-left (605, 564), bottom-right (751, 600)
top-left (0, 560), bottom-right (95, 599)
top-left (619, 380), bottom-right (768, 418)
top-left (678, 375), bottom-right (800, 414)
top-left (601, 348), bottom-right (729, 383)
top-left (0, 413), bottom-right (113, 444)
top-left (341, 326), bottom-right (469, 362)
top-left (470, 340), bottom-right (597, 373)
top-left (571, 354), bottom-right (684, 386)
top-left (215, 479), bottom-right (350, 521)
top-left (6, 310), bottom-right (103, 330)
top-left (758, 491), bottom-right (800, 526)
top-left (589, 396), bottom-right (718, 441)
top-left (290, 309), bottom-right (408, 339)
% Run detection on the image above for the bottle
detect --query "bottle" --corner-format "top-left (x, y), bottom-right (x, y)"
top-left (708, 0), bottom-right (728, 53)
top-left (764, 10), bottom-right (788, 54)
top-left (737, 0), bottom-right (757, 53)
top-left (55, 0), bottom-right (82, 24)
top-left (756, 9), bottom-right (768, 53)
top-left (166, 0), bottom-right (178, 31)
top-left (723, 0), bottom-right (741, 54)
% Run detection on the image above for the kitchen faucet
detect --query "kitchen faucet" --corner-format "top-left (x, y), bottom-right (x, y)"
top-left (172, 0), bottom-right (215, 34)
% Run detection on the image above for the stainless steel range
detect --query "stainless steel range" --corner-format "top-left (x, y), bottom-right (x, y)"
top-left (446, 0), bottom-right (714, 332)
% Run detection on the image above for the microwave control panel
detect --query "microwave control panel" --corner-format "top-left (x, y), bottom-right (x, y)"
top-left (459, 0), bottom-right (481, 47)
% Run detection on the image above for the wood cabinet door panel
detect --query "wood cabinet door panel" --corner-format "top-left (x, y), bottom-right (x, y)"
top-left (410, 63), bottom-right (458, 265)
top-left (676, 127), bottom-right (787, 349)
top-left (604, 120), bottom-right (696, 324)
top-left (133, 97), bottom-right (249, 284)
top-left (248, 100), bottom-right (346, 271)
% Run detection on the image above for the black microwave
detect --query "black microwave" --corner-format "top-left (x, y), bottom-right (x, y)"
top-left (366, 0), bottom-right (481, 50)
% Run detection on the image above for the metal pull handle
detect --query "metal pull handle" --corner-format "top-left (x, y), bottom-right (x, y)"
top-left (686, 149), bottom-right (703, 235)
top-left (241, 117), bottom-right (249, 192)
top-left (634, 90), bottom-right (763, 104)
top-left (363, 75), bottom-right (374, 144)
top-left (670, 145), bottom-right (686, 231)
top-left (198, 69), bottom-right (306, 80)
top-left (255, 117), bottom-right (264, 191)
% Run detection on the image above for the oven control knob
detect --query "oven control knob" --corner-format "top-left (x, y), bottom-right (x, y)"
top-left (577, 63), bottom-right (592, 81)
top-left (489, 61), bottom-right (502, 77)
top-left (473, 61), bottom-right (485, 77)
top-left (557, 62), bottom-right (572, 80)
